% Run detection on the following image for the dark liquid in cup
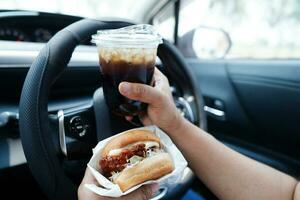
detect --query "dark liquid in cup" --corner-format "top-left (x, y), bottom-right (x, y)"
top-left (100, 56), bottom-right (155, 116)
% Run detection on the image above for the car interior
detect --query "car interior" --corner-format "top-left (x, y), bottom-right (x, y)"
top-left (0, 0), bottom-right (300, 199)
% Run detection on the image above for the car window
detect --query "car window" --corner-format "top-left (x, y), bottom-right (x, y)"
top-left (0, 0), bottom-right (159, 22)
top-left (177, 0), bottom-right (300, 59)
top-left (152, 3), bottom-right (175, 43)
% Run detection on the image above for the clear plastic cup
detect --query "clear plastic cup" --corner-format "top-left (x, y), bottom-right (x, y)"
top-left (91, 24), bottom-right (162, 116)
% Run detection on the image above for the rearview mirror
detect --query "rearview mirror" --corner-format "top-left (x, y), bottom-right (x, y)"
top-left (178, 26), bottom-right (231, 59)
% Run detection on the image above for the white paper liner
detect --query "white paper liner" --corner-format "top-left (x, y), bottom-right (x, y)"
top-left (85, 125), bottom-right (187, 197)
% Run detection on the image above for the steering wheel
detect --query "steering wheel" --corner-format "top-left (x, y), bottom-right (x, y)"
top-left (19, 19), bottom-right (207, 200)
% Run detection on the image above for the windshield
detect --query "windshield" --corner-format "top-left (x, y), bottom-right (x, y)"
top-left (0, 0), bottom-right (158, 21)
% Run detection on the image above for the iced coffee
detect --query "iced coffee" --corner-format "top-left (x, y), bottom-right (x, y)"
top-left (92, 25), bottom-right (162, 116)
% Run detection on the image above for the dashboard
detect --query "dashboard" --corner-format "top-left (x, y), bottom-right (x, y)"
top-left (0, 10), bottom-right (87, 43)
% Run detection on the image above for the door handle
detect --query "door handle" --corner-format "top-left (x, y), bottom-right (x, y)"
top-left (204, 106), bottom-right (226, 120)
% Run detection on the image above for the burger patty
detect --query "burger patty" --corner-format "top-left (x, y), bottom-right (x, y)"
top-left (100, 143), bottom-right (147, 177)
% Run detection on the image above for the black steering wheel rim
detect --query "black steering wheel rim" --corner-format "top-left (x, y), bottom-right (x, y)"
top-left (19, 19), bottom-right (206, 200)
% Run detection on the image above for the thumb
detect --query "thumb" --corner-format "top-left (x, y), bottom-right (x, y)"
top-left (119, 82), bottom-right (163, 105)
top-left (124, 184), bottom-right (159, 200)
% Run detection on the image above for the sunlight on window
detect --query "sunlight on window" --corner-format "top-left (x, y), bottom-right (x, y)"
top-left (179, 0), bottom-right (300, 59)
top-left (153, 3), bottom-right (175, 42)
top-left (0, 0), bottom-right (155, 22)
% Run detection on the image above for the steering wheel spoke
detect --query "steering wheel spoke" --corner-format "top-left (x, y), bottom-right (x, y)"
top-left (56, 103), bottom-right (97, 160)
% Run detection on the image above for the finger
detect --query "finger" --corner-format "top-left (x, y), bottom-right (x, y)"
top-left (123, 184), bottom-right (159, 200)
top-left (119, 82), bottom-right (163, 105)
top-left (154, 67), bottom-right (168, 82)
top-left (154, 67), bottom-right (163, 76)
top-left (125, 116), bottom-right (133, 121)
top-left (81, 168), bottom-right (98, 185)
top-left (153, 69), bottom-right (169, 91)
top-left (78, 168), bottom-right (100, 200)
top-left (139, 113), bottom-right (152, 126)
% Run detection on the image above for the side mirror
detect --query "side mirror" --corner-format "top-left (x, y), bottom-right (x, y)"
top-left (178, 26), bottom-right (231, 59)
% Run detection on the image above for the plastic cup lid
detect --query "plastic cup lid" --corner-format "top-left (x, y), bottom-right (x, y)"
top-left (91, 24), bottom-right (163, 48)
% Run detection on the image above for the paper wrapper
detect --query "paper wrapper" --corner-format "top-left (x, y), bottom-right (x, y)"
top-left (85, 125), bottom-right (188, 197)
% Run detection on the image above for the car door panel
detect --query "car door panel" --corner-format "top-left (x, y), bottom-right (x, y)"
top-left (227, 61), bottom-right (300, 136)
top-left (186, 59), bottom-right (300, 177)
top-left (227, 61), bottom-right (300, 159)
top-left (187, 59), bottom-right (251, 126)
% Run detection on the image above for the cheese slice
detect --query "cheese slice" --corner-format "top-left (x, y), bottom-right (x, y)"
top-left (108, 141), bottom-right (160, 156)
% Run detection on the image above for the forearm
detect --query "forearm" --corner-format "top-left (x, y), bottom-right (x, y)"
top-left (167, 119), bottom-right (298, 200)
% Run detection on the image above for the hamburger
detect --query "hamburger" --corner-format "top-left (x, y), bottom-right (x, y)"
top-left (99, 129), bottom-right (174, 192)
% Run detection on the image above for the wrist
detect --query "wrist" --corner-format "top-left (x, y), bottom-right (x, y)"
top-left (165, 111), bottom-right (190, 136)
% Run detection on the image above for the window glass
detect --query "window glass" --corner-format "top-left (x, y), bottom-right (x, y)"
top-left (178, 0), bottom-right (300, 59)
top-left (0, 0), bottom-right (158, 21)
top-left (153, 3), bottom-right (175, 43)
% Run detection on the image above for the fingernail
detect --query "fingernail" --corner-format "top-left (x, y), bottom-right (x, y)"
top-left (120, 82), bottom-right (130, 94)
top-left (150, 184), bottom-right (160, 195)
